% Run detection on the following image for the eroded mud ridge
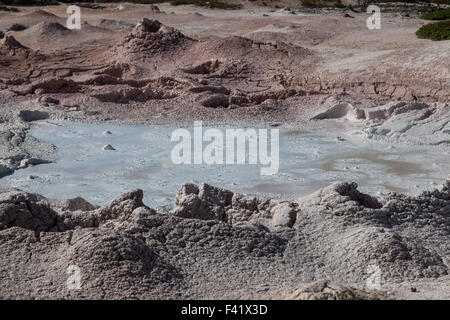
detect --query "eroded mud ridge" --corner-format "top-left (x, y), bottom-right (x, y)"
top-left (1, 10), bottom-right (448, 126)
top-left (0, 109), bottom-right (54, 177)
top-left (0, 179), bottom-right (449, 299)
top-left (0, 18), bottom-right (317, 111)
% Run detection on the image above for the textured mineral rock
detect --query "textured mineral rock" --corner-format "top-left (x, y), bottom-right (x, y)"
top-left (0, 179), bottom-right (448, 299)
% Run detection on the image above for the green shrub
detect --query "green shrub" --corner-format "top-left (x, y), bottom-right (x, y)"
top-left (0, 31), bottom-right (4, 39)
top-left (421, 8), bottom-right (450, 20)
top-left (335, 0), bottom-right (345, 8)
top-left (416, 20), bottom-right (450, 40)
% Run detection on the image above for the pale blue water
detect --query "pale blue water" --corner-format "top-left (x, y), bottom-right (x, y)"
top-left (2, 122), bottom-right (449, 207)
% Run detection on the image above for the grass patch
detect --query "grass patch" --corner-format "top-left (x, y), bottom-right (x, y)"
top-left (170, 0), bottom-right (242, 10)
top-left (421, 8), bottom-right (450, 20)
top-left (416, 20), bottom-right (450, 40)
top-left (8, 23), bottom-right (27, 31)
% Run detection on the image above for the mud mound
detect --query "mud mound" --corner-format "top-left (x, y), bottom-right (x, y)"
top-left (312, 101), bottom-right (450, 145)
top-left (22, 9), bottom-right (58, 19)
top-left (0, 226), bottom-right (181, 299)
top-left (24, 22), bottom-right (72, 39)
top-left (93, 63), bottom-right (139, 78)
top-left (311, 102), bottom-right (366, 121)
top-left (293, 180), bottom-right (450, 281)
top-left (0, 179), bottom-right (449, 299)
top-left (111, 18), bottom-right (193, 64)
top-left (171, 183), bottom-right (298, 229)
top-left (182, 59), bottom-right (220, 75)
top-left (282, 281), bottom-right (389, 300)
top-left (85, 76), bottom-right (190, 103)
top-left (245, 23), bottom-right (333, 47)
top-left (192, 36), bottom-right (312, 62)
top-left (0, 35), bottom-right (29, 56)
top-left (364, 102), bottom-right (450, 145)
top-left (0, 126), bottom-right (55, 177)
top-left (91, 86), bottom-right (177, 103)
top-left (13, 78), bottom-right (80, 95)
top-left (180, 36), bottom-right (316, 95)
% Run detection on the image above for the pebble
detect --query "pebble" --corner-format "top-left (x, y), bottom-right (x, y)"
top-left (103, 144), bottom-right (116, 151)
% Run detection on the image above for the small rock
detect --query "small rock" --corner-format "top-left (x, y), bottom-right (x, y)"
top-left (19, 158), bottom-right (52, 169)
top-left (271, 203), bottom-right (297, 228)
top-left (40, 96), bottom-right (60, 105)
top-left (0, 164), bottom-right (13, 177)
top-left (103, 130), bottom-right (112, 135)
top-left (18, 110), bottom-right (49, 122)
top-left (103, 144), bottom-right (116, 151)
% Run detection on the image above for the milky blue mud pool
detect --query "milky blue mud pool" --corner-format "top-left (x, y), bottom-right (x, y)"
top-left (2, 122), bottom-right (450, 207)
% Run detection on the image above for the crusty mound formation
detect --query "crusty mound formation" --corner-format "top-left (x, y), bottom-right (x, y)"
top-left (112, 18), bottom-right (193, 63)
top-left (282, 281), bottom-right (388, 300)
top-left (24, 22), bottom-right (71, 40)
top-left (0, 36), bottom-right (29, 56)
top-left (22, 9), bottom-right (58, 19)
top-left (0, 179), bottom-right (449, 299)
top-left (312, 101), bottom-right (450, 145)
top-left (171, 182), bottom-right (298, 229)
